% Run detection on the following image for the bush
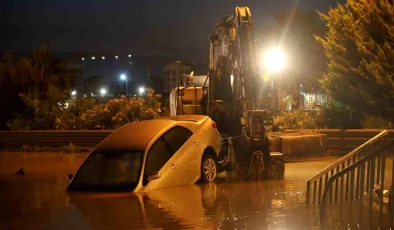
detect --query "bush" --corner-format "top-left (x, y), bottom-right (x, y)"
top-left (80, 88), bottom-right (162, 130)
top-left (8, 87), bottom-right (163, 130)
top-left (275, 101), bottom-right (363, 129)
top-left (55, 97), bottom-right (96, 130)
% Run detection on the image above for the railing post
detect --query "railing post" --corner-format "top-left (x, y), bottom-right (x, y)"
top-left (377, 154), bottom-right (381, 184)
top-left (313, 181), bottom-right (317, 205)
top-left (360, 163), bottom-right (365, 197)
top-left (356, 164), bottom-right (360, 199)
top-left (335, 166), bottom-right (339, 202)
top-left (318, 177), bottom-right (323, 205)
top-left (306, 180), bottom-right (311, 206)
top-left (379, 151), bottom-right (386, 219)
top-left (369, 157), bottom-right (376, 224)
top-left (350, 168), bottom-right (355, 201)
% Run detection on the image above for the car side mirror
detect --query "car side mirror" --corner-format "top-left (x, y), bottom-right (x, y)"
top-left (147, 171), bottom-right (161, 181)
top-left (67, 174), bottom-right (74, 182)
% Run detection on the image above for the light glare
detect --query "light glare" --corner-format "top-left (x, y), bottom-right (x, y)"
top-left (263, 49), bottom-right (285, 72)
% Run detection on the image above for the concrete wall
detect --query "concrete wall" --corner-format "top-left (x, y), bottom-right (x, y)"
top-left (279, 134), bottom-right (327, 160)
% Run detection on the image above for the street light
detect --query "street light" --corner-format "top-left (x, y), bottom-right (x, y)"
top-left (139, 86), bottom-right (145, 96)
top-left (91, 56), bottom-right (95, 60)
top-left (263, 49), bottom-right (286, 72)
top-left (100, 88), bottom-right (107, 97)
top-left (115, 55), bottom-right (118, 59)
top-left (120, 74), bottom-right (128, 96)
top-left (102, 56), bottom-right (105, 60)
top-left (71, 90), bottom-right (77, 96)
top-left (81, 57), bottom-right (84, 61)
top-left (262, 48), bottom-right (286, 113)
top-left (128, 54), bottom-right (132, 57)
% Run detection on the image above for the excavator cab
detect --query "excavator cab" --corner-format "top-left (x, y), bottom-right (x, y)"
top-left (245, 110), bottom-right (270, 149)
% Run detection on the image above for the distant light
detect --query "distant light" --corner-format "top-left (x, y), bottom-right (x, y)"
top-left (100, 88), bottom-right (107, 96)
top-left (71, 90), bottom-right (77, 96)
top-left (81, 57), bottom-right (85, 61)
top-left (115, 55), bottom-right (118, 59)
top-left (139, 86), bottom-right (145, 95)
top-left (120, 74), bottom-right (127, 80)
top-left (128, 54), bottom-right (132, 57)
top-left (91, 56), bottom-right (95, 60)
top-left (102, 56), bottom-right (105, 60)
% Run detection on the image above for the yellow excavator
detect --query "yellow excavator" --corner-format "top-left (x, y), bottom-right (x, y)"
top-left (170, 6), bottom-right (284, 180)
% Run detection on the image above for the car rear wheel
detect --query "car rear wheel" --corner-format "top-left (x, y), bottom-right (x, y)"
top-left (201, 154), bottom-right (217, 182)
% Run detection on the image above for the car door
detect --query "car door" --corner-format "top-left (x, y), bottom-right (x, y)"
top-left (162, 125), bottom-right (202, 185)
top-left (143, 137), bottom-right (183, 191)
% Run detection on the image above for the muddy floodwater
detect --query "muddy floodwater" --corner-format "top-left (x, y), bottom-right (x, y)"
top-left (1, 152), bottom-right (384, 230)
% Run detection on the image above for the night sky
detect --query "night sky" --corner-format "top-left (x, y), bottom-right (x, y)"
top-left (2, 0), bottom-right (346, 64)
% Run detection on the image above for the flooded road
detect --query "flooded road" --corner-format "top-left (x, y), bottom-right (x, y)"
top-left (0, 152), bottom-right (369, 229)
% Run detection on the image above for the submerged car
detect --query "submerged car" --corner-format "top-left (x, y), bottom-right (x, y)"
top-left (67, 115), bottom-right (222, 192)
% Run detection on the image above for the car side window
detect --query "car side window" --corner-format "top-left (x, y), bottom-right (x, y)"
top-left (162, 126), bottom-right (193, 154)
top-left (144, 138), bottom-right (171, 175)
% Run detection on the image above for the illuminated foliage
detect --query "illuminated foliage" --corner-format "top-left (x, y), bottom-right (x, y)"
top-left (76, 88), bottom-right (162, 130)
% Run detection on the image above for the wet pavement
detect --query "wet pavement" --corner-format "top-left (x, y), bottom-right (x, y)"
top-left (0, 152), bottom-right (388, 229)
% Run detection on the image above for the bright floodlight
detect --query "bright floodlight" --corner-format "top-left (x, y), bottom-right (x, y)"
top-left (139, 86), bottom-right (145, 95)
top-left (100, 88), bottom-right (107, 95)
top-left (91, 56), bottom-right (95, 60)
top-left (128, 54), bottom-right (132, 57)
top-left (263, 49), bottom-right (286, 72)
top-left (102, 56), bottom-right (105, 60)
top-left (71, 90), bottom-right (77, 96)
top-left (81, 57), bottom-right (85, 61)
top-left (115, 55), bottom-right (118, 59)
top-left (120, 74), bottom-right (126, 80)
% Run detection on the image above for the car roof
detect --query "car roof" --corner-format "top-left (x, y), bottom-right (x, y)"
top-left (94, 119), bottom-right (175, 152)
top-left (159, 115), bottom-right (209, 123)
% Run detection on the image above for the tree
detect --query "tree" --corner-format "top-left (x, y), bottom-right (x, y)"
top-left (261, 8), bottom-right (327, 107)
top-left (1, 46), bottom-right (75, 129)
top-left (316, 0), bottom-right (394, 121)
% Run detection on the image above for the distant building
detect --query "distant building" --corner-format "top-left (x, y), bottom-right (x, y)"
top-left (300, 92), bottom-right (330, 110)
top-left (162, 62), bottom-right (193, 94)
top-left (65, 61), bottom-right (83, 93)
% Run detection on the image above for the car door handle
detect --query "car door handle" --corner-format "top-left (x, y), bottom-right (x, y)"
top-left (193, 140), bottom-right (199, 146)
top-left (171, 163), bottom-right (177, 169)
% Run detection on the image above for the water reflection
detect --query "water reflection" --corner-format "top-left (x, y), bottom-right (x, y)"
top-left (62, 180), bottom-right (318, 229)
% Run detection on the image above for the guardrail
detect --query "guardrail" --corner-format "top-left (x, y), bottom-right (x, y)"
top-left (320, 142), bottom-right (393, 225)
top-left (0, 130), bottom-right (112, 147)
top-left (305, 130), bottom-right (388, 206)
top-left (285, 129), bottom-right (394, 154)
top-left (0, 129), bottom-right (393, 149)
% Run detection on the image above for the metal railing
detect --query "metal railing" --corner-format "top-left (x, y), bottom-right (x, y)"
top-left (306, 130), bottom-right (388, 206)
top-left (320, 142), bottom-right (393, 225)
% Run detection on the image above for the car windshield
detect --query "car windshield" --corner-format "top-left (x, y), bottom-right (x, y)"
top-left (67, 151), bottom-right (143, 191)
